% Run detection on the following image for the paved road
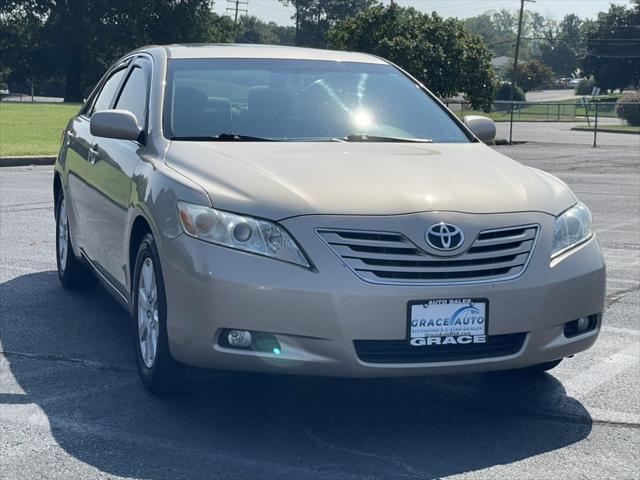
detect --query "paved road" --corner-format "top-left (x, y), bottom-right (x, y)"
top-left (1, 145), bottom-right (639, 479)
top-left (525, 90), bottom-right (581, 103)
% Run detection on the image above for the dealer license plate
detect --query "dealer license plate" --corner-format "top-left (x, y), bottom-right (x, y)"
top-left (408, 298), bottom-right (488, 347)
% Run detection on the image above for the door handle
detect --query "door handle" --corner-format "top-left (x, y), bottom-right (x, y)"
top-left (88, 145), bottom-right (99, 165)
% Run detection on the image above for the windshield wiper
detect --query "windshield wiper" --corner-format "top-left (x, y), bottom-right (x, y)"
top-left (171, 133), bottom-right (276, 142)
top-left (342, 134), bottom-right (433, 143)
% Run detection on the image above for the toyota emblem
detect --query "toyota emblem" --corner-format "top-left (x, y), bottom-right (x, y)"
top-left (425, 223), bottom-right (464, 250)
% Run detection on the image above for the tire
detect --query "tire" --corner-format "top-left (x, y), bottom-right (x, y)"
top-left (132, 233), bottom-right (185, 394)
top-left (55, 192), bottom-right (97, 291)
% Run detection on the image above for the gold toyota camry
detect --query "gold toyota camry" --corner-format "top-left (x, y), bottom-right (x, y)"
top-left (53, 44), bottom-right (605, 393)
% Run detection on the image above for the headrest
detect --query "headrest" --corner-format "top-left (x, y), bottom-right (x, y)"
top-left (248, 86), bottom-right (290, 116)
top-left (175, 87), bottom-right (207, 110)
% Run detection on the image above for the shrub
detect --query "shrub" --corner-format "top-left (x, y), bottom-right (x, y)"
top-left (575, 77), bottom-right (595, 95)
top-left (495, 82), bottom-right (526, 101)
top-left (505, 60), bottom-right (555, 92)
top-left (616, 91), bottom-right (640, 126)
top-left (493, 83), bottom-right (526, 111)
top-left (588, 94), bottom-right (619, 115)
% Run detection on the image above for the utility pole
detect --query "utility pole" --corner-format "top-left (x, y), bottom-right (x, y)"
top-left (226, 0), bottom-right (248, 22)
top-left (509, 0), bottom-right (535, 144)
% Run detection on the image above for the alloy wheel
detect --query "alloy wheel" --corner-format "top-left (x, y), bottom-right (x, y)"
top-left (137, 257), bottom-right (159, 368)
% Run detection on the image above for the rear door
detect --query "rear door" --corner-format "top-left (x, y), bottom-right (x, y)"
top-left (66, 63), bottom-right (129, 260)
top-left (84, 56), bottom-right (152, 294)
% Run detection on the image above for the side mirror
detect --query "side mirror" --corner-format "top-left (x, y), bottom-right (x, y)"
top-left (463, 115), bottom-right (496, 143)
top-left (90, 109), bottom-right (142, 141)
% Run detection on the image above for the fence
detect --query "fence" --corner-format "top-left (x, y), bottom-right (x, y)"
top-left (442, 100), bottom-right (640, 147)
top-left (0, 93), bottom-right (64, 103)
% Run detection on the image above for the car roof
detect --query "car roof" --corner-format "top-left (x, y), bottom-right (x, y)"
top-left (159, 43), bottom-right (387, 64)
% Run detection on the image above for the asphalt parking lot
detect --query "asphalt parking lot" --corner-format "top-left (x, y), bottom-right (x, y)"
top-left (1, 142), bottom-right (639, 480)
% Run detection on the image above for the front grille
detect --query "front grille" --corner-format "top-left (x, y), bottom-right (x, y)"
top-left (317, 225), bottom-right (538, 285)
top-left (354, 333), bottom-right (527, 364)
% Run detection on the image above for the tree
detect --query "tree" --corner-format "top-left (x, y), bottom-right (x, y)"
top-left (528, 11), bottom-right (546, 56)
top-left (464, 8), bottom-right (549, 61)
top-left (506, 59), bottom-right (554, 92)
top-left (279, 0), bottom-right (375, 48)
top-left (492, 9), bottom-right (518, 36)
top-left (235, 16), bottom-right (296, 45)
top-left (0, 1), bottom-right (236, 102)
top-left (582, 3), bottom-right (640, 91)
top-left (0, 8), bottom-right (47, 93)
top-left (465, 11), bottom-right (516, 58)
top-left (327, 4), bottom-right (496, 110)
top-left (539, 14), bottom-right (585, 77)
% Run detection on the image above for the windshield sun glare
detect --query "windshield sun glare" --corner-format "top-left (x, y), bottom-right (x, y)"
top-left (163, 58), bottom-right (471, 143)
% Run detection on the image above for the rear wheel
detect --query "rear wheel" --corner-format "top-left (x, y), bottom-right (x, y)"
top-left (55, 193), bottom-right (97, 290)
top-left (132, 233), bottom-right (185, 394)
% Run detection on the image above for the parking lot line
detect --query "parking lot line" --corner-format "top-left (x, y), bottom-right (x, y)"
top-left (584, 407), bottom-right (640, 426)
top-left (560, 343), bottom-right (639, 400)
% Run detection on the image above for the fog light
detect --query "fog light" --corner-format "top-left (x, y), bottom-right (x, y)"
top-left (227, 329), bottom-right (252, 347)
top-left (577, 317), bottom-right (590, 332)
top-left (564, 314), bottom-right (598, 338)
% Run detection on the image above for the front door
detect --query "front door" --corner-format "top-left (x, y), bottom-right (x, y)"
top-left (84, 57), bottom-right (152, 294)
top-left (66, 64), bottom-right (129, 268)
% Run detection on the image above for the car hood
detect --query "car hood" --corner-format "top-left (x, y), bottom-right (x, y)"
top-left (165, 142), bottom-right (576, 220)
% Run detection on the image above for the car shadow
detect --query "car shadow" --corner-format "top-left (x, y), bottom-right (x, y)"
top-left (1, 271), bottom-right (593, 479)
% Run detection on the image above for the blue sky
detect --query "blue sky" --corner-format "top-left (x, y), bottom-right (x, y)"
top-left (214, 0), bottom-right (633, 25)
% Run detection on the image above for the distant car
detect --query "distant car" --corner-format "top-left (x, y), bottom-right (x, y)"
top-left (0, 88), bottom-right (9, 95)
top-left (569, 78), bottom-right (582, 88)
top-left (54, 45), bottom-right (605, 393)
top-left (554, 78), bottom-right (571, 89)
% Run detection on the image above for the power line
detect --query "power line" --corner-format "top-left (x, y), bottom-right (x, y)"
top-left (226, 0), bottom-right (248, 22)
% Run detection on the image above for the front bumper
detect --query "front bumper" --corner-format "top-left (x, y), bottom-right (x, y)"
top-left (159, 212), bottom-right (606, 377)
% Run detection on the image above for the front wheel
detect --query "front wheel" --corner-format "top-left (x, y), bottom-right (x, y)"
top-left (132, 233), bottom-right (185, 394)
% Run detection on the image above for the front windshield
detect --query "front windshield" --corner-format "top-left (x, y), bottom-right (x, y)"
top-left (163, 58), bottom-right (471, 143)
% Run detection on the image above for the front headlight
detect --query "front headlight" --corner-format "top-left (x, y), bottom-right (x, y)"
top-left (177, 202), bottom-right (311, 268)
top-left (552, 202), bottom-right (592, 258)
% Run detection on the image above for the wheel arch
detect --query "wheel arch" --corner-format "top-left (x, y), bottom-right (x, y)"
top-left (128, 215), bottom-right (154, 291)
top-left (53, 172), bottom-right (62, 219)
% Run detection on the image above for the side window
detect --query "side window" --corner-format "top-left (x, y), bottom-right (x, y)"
top-left (115, 66), bottom-right (149, 127)
top-left (92, 68), bottom-right (127, 114)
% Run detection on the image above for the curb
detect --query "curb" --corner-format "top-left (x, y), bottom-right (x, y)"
top-left (0, 156), bottom-right (56, 167)
top-left (490, 139), bottom-right (528, 146)
top-left (570, 127), bottom-right (640, 135)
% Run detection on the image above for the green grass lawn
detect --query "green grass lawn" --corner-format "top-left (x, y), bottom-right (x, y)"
top-left (571, 124), bottom-right (640, 134)
top-left (0, 102), bottom-right (81, 157)
top-left (455, 98), bottom-right (619, 122)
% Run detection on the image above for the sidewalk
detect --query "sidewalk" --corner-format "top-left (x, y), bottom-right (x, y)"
top-left (0, 156), bottom-right (56, 167)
